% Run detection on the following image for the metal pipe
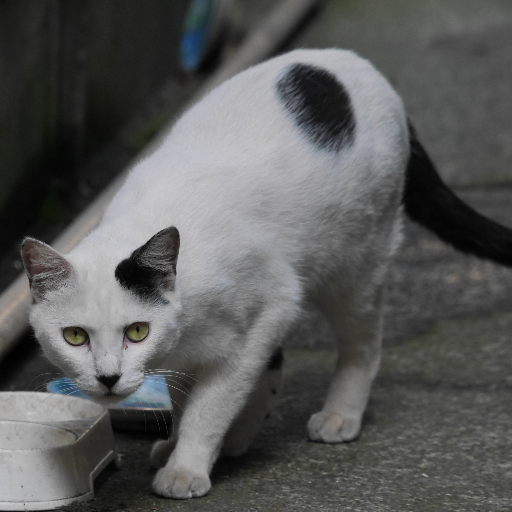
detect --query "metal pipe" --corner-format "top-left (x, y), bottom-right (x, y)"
top-left (199, 0), bottom-right (324, 95)
top-left (0, 0), bottom-right (323, 360)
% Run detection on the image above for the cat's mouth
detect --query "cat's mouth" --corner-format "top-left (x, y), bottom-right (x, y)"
top-left (93, 392), bottom-right (129, 407)
top-left (77, 385), bottom-right (130, 405)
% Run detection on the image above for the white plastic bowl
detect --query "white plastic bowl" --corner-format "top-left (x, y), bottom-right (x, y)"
top-left (0, 392), bottom-right (120, 511)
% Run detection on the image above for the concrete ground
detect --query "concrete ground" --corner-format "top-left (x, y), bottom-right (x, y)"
top-left (2, 1), bottom-right (512, 511)
top-left (295, 0), bottom-right (512, 188)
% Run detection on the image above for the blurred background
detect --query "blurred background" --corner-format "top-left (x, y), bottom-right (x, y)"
top-left (1, 1), bottom-right (512, 509)
top-left (1, 0), bottom-right (512, 291)
top-left (0, 0), bottom-right (184, 290)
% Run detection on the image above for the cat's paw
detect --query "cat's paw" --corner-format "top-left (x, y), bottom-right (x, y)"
top-left (152, 466), bottom-right (211, 499)
top-left (307, 410), bottom-right (361, 443)
top-left (150, 439), bottom-right (176, 469)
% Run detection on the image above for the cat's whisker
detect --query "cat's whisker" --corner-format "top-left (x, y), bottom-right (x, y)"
top-left (146, 371), bottom-right (197, 384)
top-left (164, 379), bottom-right (191, 397)
top-left (72, 393), bottom-right (90, 417)
top-left (144, 377), bottom-right (191, 398)
top-left (143, 371), bottom-right (197, 396)
top-left (145, 376), bottom-right (198, 398)
top-left (27, 377), bottom-right (64, 398)
top-left (143, 374), bottom-right (196, 389)
top-left (144, 369), bottom-right (201, 385)
top-left (136, 399), bottom-right (148, 434)
top-left (27, 371), bottom-right (63, 391)
top-left (51, 388), bottom-right (99, 422)
top-left (27, 392), bottom-right (47, 413)
top-left (140, 397), bottom-right (171, 440)
top-left (144, 381), bottom-right (191, 403)
top-left (143, 383), bottom-right (186, 406)
top-left (32, 381), bottom-right (56, 393)
top-left (31, 389), bottom-right (64, 413)
top-left (162, 382), bottom-right (191, 399)
top-left (47, 384), bottom-right (80, 396)
top-left (138, 388), bottom-right (175, 441)
top-left (46, 393), bottom-right (69, 421)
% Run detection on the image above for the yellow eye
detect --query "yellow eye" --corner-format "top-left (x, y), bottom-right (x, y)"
top-left (63, 327), bottom-right (89, 346)
top-left (125, 322), bottom-right (149, 343)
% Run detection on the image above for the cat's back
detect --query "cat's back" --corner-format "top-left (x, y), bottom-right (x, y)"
top-left (160, 49), bottom-right (408, 227)
top-left (169, 48), bottom-right (406, 158)
top-left (99, 49), bottom-right (409, 269)
top-left (130, 49), bottom-right (406, 209)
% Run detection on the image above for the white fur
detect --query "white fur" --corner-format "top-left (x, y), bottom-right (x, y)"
top-left (26, 49), bottom-right (410, 498)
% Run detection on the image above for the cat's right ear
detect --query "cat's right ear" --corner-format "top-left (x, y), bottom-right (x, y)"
top-left (21, 238), bottom-right (75, 302)
top-left (115, 227), bottom-right (180, 302)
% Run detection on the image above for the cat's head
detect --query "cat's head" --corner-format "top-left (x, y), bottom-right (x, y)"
top-left (21, 227), bottom-right (181, 406)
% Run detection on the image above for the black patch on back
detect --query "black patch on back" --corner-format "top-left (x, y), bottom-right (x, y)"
top-left (115, 254), bottom-right (169, 305)
top-left (276, 63), bottom-right (356, 152)
top-left (115, 227), bottom-right (179, 305)
top-left (267, 347), bottom-right (284, 371)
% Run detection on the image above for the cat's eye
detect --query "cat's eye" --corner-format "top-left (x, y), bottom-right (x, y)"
top-left (63, 326), bottom-right (89, 346)
top-left (125, 322), bottom-right (149, 343)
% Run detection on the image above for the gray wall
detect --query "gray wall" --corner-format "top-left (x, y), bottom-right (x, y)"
top-left (0, 0), bottom-right (188, 245)
top-left (0, 2), bottom-right (57, 217)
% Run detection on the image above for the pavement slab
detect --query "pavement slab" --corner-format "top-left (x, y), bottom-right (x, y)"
top-left (66, 311), bottom-right (512, 511)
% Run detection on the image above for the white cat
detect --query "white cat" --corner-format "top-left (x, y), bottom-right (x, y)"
top-left (21, 49), bottom-right (512, 499)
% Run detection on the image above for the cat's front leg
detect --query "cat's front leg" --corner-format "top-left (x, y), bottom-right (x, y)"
top-left (152, 264), bottom-right (300, 499)
top-left (152, 296), bottom-right (299, 499)
top-left (153, 464), bottom-right (211, 499)
top-left (151, 359), bottom-right (267, 498)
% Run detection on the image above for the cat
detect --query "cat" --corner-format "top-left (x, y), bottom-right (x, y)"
top-left (21, 49), bottom-right (512, 499)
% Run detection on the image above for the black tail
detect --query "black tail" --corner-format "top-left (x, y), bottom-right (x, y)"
top-left (403, 122), bottom-right (512, 267)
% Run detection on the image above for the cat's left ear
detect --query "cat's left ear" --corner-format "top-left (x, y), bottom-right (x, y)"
top-left (115, 227), bottom-right (180, 298)
top-left (21, 238), bottom-right (75, 302)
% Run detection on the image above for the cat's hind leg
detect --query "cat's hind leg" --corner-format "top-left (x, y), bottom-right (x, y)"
top-left (221, 348), bottom-right (284, 458)
top-left (308, 281), bottom-right (384, 443)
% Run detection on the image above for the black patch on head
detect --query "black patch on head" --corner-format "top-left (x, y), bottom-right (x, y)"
top-left (115, 257), bottom-right (169, 305)
top-left (115, 227), bottom-right (180, 305)
top-left (267, 347), bottom-right (284, 371)
top-left (276, 63), bottom-right (356, 152)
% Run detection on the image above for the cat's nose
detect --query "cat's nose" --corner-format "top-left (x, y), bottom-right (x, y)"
top-left (97, 374), bottom-right (121, 390)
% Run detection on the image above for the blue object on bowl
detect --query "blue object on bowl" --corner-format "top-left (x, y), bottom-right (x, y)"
top-left (180, 0), bottom-right (215, 71)
top-left (47, 376), bottom-right (172, 411)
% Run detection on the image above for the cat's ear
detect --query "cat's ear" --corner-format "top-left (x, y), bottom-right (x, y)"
top-left (21, 238), bottom-right (75, 302)
top-left (135, 227), bottom-right (180, 276)
top-left (115, 227), bottom-right (180, 299)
